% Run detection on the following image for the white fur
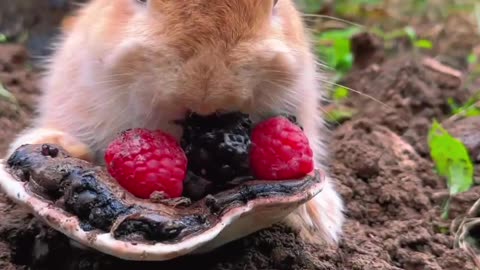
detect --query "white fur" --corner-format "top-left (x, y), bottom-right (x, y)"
top-left (279, 45), bottom-right (345, 244)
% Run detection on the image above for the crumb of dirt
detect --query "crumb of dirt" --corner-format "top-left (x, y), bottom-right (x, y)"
top-left (350, 32), bottom-right (385, 69)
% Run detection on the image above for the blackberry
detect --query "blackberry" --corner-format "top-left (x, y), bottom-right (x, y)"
top-left (179, 112), bottom-right (253, 184)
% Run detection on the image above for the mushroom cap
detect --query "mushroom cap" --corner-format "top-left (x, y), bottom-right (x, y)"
top-left (0, 144), bottom-right (325, 261)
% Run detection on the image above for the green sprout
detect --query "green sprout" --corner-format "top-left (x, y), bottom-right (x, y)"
top-left (315, 27), bottom-right (362, 82)
top-left (325, 86), bottom-right (356, 124)
top-left (332, 86), bottom-right (350, 101)
top-left (427, 120), bottom-right (474, 219)
top-left (448, 93), bottom-right (480, 117)
top-left (0, 83), bottom-right (17, 104)
top-left (372, 26), bottom-right (433, 50)
top-left (324, 107), bottom-right (356, 123)
top-left (467, 53), bottom-right (478, 65)
top-left (406, 27), bottom-right (433, 50)
top-left (413, 39), bottom-right (433, 49)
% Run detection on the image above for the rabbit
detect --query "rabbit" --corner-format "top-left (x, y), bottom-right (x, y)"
top-left (7, 0), bottom-right (344, 245)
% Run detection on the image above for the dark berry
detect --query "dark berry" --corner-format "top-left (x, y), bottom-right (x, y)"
top-left (179, 112), bottom-right (253, 184)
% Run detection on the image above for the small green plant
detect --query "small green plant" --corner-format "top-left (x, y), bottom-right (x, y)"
top-left (448, 93), bottom-right (480, 117)
top-left (332, 86), bottom-right (350, 101)
top-left (371, 26), bottom-right (433, 50)
top-left (0, 83), bottom-right (17, 104)
top-left (0, 33), bottom-right (7, 43)
top-left (413, 39), bottom-right (433, 49)
top-left (316, 25), bottom-right (432, 93)
top-left (315, 27), bottom-right (362, 82)
top-left (465, 50), bottom-right (480, 87)
top-left (428, 120), bottom-right (474, 218)
top-left (314, 27), bottom-right (362, 104)
top-left (324, 107), bottom-right (356, 123)
top-left (325, 86), bottom-right (356, 123)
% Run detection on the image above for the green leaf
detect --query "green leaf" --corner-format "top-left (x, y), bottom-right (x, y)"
top-left (448, 162), bottom-right (473, 194)
top-left (449, 93), bottom-right (480, 117)
top-left (447, 98), bottom-right (459, 112)
top-left (297, 0), bottom-right (325, 13)
top-left (317, 27), bottom-right (361, 41)
top-left (467, 53), bottom-right (478, 64)
top-left (325, 108), bottom-right (355, 123)
top-left (427, 120), bottom-right (473, 196)
top-left (438, 226), bottom-right (450, 234)
top-left (0, 83), bottom-right (18, 104)
top-left (0, 34), bottom-right (6, 43)
top-left (403, 26), bottom-right (417, 42)
top-left (315, 27), bottom-right (361, 79)
top-left (333, 86), bottom-right (349, 101)
top-left (464, 108), bottom-right (480, 117)
top-left (414, 39), bottom-right (433, 49)
top-left (457, 102), bottom-right (480, 117)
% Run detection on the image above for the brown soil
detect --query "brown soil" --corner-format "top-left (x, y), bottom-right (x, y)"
top-left (0, 4), bottom-right (479, 270)
top-left (0, 44), bottom-right (39, 158)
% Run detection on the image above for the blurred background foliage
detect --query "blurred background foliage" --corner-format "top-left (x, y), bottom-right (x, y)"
top-left (293, 0), bottom-right (480, 106)
top-left (295, 0), bottom-right (480, 78)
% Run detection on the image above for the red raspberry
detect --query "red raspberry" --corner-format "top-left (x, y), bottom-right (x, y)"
top-left (250, 116), bottom-right (314, 180)
top-left (104, 128), bottom-right (187, 199)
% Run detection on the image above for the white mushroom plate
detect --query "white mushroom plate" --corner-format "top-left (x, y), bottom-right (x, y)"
top-left (0, 143), bottom-right (325, 261)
